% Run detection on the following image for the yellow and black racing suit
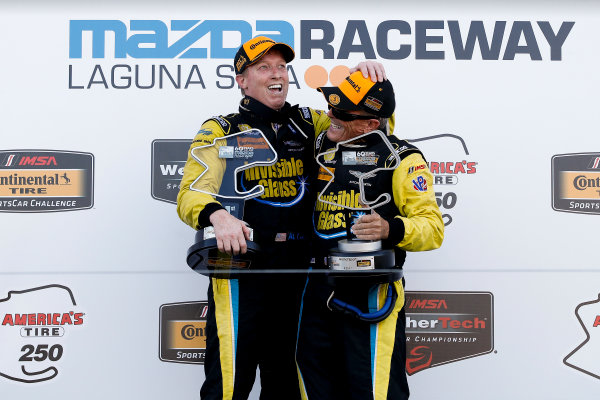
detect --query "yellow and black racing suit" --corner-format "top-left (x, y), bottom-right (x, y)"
top-left (296, 131), bottom-right (444, 400)
top-left (177, 96), bottom-right (329, 400)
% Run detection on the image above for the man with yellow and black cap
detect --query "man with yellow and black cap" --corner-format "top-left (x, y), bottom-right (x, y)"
top-left (177, 35), bottom-right (387, 400)
top-left (295, 72), bottom-right (444, 400)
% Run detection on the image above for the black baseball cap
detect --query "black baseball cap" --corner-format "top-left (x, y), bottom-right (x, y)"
top-left (234, 36), bottom-right (295, 75)
top-left (318, 71), bottom-right (395, 118)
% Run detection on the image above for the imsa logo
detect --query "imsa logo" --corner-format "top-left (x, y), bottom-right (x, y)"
top-left (159, 301), bottom-right (208, 364)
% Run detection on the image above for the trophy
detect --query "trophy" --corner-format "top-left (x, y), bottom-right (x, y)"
top-left (186, 129), bottom-right (277, 277)
top-left (316, 129), bottom-right (402, 287)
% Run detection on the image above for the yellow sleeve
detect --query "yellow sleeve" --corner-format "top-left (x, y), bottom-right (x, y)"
top-left (392, 153), bottom-right (444, 251)
top-left (176, 120), bottom-right (227, 230)
top-left (310, 108), bottom-right (331, 137)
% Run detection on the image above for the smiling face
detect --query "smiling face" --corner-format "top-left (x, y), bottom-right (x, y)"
top-left (235, 50), bottom-right (289, 110)
top-left (326, 108), bottom-right (380, 143)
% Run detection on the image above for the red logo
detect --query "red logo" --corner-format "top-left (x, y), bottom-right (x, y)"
top-left (406, 346), bottom-right (433, 375)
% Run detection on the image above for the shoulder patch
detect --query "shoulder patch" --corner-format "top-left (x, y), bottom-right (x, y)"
top-left (407, 163), bottom-right (427, 175)
top-left (315, 131), bottom-right (327, 152)
top-left (296, 106), bottom-right (314, 126)
top-left (206, 113), bottom-right (240, 136)
top-left (412, 176), bottom-right (428, 192)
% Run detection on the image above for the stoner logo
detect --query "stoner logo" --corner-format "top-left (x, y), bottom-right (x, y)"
top-left (405, 291), bottom-right (494, 375)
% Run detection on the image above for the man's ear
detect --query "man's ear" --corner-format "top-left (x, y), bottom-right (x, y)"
top-left (235, 74), bottom-right (246, 90)
top-left (366, 118), bottom-right (380, 132)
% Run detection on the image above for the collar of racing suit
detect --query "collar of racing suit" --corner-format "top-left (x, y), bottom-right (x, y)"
top-left (238, 96), bottom-right (295, 124)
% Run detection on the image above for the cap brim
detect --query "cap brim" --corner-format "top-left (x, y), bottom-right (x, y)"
top-left (317, 86), bottom-right (362, 111)
top-left (270, 43), bottom-right (295, 63)
top-left (246, 42), bottom-right (295, 70)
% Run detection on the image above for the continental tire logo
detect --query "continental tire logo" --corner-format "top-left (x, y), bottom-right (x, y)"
top-left (0, 150), bottom-right (94, 212)
top-left (151, 140), bottom-right (191, 204)
top-left (159, 301), bottom-right (208, 364)
top-left (405, 291), bottom-right (494, 375)
top-left (552, 153), bottom-right (600, 214)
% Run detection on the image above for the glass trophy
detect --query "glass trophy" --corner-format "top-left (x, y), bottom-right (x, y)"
top-left (186, 129), bottom-right (277, 277)
top-left (316, 129), bottom-right (402, 285)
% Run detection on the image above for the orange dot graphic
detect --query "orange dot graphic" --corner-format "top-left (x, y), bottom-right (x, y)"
top-left (329, 65), bottom-right (351, 86)
top-left (304, 65), bottom-right (328, 89)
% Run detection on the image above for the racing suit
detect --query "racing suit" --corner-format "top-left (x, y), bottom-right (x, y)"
top-left (296, 131), bottom-right (444, 400)
top-left (177, 96), bottom-right (330, 400)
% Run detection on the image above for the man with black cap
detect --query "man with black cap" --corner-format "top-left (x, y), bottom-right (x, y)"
top-left (295, 72), bottom-right (444, 400)
top-left (177, 36), bottom-right (386, 400)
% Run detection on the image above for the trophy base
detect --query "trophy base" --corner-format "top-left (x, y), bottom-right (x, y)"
top-left (187, 227), bottom-right (260, 279)
top-left (327, 240), bottom-right (400, 286)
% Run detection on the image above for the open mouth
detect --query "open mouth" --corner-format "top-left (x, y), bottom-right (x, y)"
top-left (268, 84), bottom-right (283, 92)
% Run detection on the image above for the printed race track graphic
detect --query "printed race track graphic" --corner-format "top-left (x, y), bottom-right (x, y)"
top-left (0, 284), bottom-right (84, 384)
top-left (407, 133), bottom-right (477, 227)
top-left (564, 293), bottom-right (600, 380)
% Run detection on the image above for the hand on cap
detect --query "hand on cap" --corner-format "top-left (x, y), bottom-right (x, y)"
top-left (352, 209), bottom-right (389, 241)
top-left (350, 61), bottom-right (387, 82)
top-left (209, 209), bottom-right (251, 255)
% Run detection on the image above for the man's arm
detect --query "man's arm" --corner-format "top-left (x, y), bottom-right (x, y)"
top-left (353, 153), bottom-right (444, 251)
top-left (177, 120), bottom-right (253, 255)
top-left (177, 120), bottom-right (226, 229)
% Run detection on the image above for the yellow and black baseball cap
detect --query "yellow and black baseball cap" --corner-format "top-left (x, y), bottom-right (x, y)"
top-left (318, 71), bottom-right (395, 118)
top-left (234, 36), bottom-right (295, 75)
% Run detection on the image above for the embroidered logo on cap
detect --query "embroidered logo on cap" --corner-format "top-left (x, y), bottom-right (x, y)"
top-left (329, 94), bottom-right (341, 105)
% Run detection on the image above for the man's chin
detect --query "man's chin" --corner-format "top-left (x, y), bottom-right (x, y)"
top-left (267, 99), bottom-right (286, 110)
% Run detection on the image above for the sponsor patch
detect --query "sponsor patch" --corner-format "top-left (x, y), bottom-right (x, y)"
top-left (318, 166), bottom-right (334, 181)
top-left (237, 137), bottom-right (269, 150)
top-left (408, 164), bottom-right (426, 175)
top-left (301, 107), bottom-right (311, 120)
top-left (412, 176), bottom-right (428, 191)
top-left (342, 151), bottom-right (378, 166)
top-left (329, 94), bottom-right (340, 105)
top-left (364, 96), bottom-right (383, 111)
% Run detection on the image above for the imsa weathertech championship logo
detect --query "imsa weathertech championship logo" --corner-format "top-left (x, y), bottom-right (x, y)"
top-left (552, 153), bottom-right (600, 214)
top-left (0, 285), bottom-right (85, 383)
top-left (0, 150), bottom-right (94, 212)
top-left (151, 140), bottom-right (191, 204)
top-left (404, 291), bottom-right (494, 375)
top-left (159, 301), bottom-right (208, 364)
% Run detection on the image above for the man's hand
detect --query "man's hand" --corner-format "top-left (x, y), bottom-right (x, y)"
top-left (350, 61), bottom-right (387, 82)
top-left (209, 209), bottom-right (251, 255)
top-left (352, 210), bottom-right (389, 241)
